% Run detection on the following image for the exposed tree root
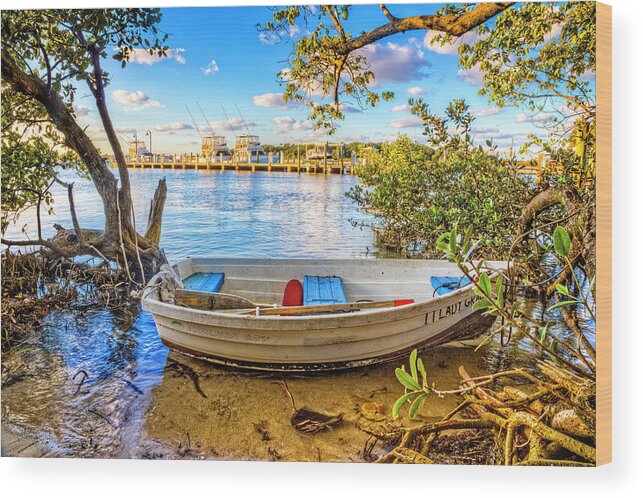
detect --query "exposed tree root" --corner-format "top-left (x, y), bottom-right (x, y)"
top-left (1, 250), bottom-right (135, 350)
top-left (374, 361), bottom-right (596, 466)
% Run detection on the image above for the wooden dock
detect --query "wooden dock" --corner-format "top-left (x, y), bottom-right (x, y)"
top-left (119, 161), bottom-right (353, 174)
top-left (110, 153), bottom-right (556, 181)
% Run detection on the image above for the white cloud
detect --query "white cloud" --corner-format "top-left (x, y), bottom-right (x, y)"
top-left (471, 126), bottom-right (500, 135)
top-left (112, 90), bottom-right (165, 112)
top-left (544, 22), bottom-right (564, 43)
top-left (458, 65), bottom-right (484, 85)
top-left (279, 68), bottom-right (326, 98)
top-left (199, 118), bottom-right (256, 133)
top-left (253, 92), bottom-right (295, 109)
top-left (114, 126), bottom-right (136, 134)
top-left (579, 69), bottom-right (596, 80)
top-left (272, 116), bottom-right (314, 133)
top-left (340, 103), bottom-right (361, 114)
top-left (423, 29), bottom-right (478, 55)
top-left (342, 133), bottom-right (370, 142)
top-left (73, 105), bottom-right (91, 117)
top-left (153, 122), bottom-right (193, 134)
top-left (358, 42), bottom-right (427, 85)
top-left (259, 31), bottom-right (280, 45)
top-left (202, 59), bottom-right (219, 75)
top-left (471, 106), bottom-right (501, 117)
top-left (407, 86), bottom-right (427, 96)
top-left (390, 116), bottom-right (424, 129)
top-left (122, 47), bottom-right (186, 65)
top-left (287, 24), bottom-right (300, 38)
top-left (516, 112), bottom-right (556, 123)
top-left (259, 24), bottom-right (301, 45)
top-left (391, 104), bottom-right (411, 113)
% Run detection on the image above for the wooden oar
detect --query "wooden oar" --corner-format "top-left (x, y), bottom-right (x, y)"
top-left (237, 299), bottom-right (415, 317)
top-left (174, 289), bottom-right (271, 311)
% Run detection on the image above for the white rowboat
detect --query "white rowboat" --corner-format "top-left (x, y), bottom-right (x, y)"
top-left (142, 258), bottom-right (499, 372)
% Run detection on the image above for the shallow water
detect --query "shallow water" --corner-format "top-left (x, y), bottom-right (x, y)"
top-left (1, 169), bottom-right (585, 461)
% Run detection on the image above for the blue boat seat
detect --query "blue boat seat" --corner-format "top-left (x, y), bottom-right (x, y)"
top-left (183, 272), bottom-right (224, 293)
top-left (431, 276), bottom-right (471, 296)
top-left (304, 276), bottom-right (347, 306)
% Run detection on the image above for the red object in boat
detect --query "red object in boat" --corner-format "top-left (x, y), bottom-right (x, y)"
top-left (393, 299), bottom-right (415, 307)
top-left (282, 279), bottom-right (304, 307)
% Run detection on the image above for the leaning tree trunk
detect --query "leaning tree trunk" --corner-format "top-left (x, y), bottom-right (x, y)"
top-left (514, 185), bottom-right (595, 293)
top-left (1, 50), bottom-right (167, 282)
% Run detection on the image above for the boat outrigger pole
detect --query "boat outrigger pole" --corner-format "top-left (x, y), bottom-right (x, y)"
top-left (235, 103), bottom-right (252, 135)
top-left (221, 105), bottom-right (237, 138)
top-left (197, 102), bottom-right (217, 137)
top-left (186, 104), bottom-right (203, 139)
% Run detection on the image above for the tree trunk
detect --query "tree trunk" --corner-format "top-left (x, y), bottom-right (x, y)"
top-left (514, 186), bottom-right (594, 292)
top-left (2, 51), bottom-right (120, 238)
top-left (87, 45), bottom-right (135, 238)
top-left (1, 51), bottom-right (167, 282)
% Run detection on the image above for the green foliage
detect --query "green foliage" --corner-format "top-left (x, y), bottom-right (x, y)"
top-left (553, 225), bottom-right (571, 257)
top-left (392, 349), bottom-right (430, 420)
top-left (1, 87), bottom-right (82, 234)
top-left (260, 5), bottom-right (395, 131)
top-left (458, 2), bottom-right (594, 113)
top-left (348, 103), bottom-right (530, 259)
top-left (2, 9), bottom-right (169, 93)
top-left (456, 1), bottom-right (596, 190)
top-left (435, 224), bottom-right (595, 377)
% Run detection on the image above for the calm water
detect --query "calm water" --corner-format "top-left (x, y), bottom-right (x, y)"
top-left (5, 169), bottom-right (375, 260)
top-left (1, 169), bottom-right (579, 461)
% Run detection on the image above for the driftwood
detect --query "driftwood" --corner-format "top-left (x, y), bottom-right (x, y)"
top-left (281, 381), bottom-right (343, 434)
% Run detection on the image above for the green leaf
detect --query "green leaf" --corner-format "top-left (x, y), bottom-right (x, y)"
top-left (539, 325), bottom-right (549, 344)
top-left (395, 367), bottom-right (421, 391)
top-left (409, 394), bottom-right (427, 419)
top-left (449, 227), bottom-right (457, 255)
top-left (478, 272), bottom-right (492, 296)
top-left (392, 392), bottom-right (416, 420)
top-left (547, 300), bottom-right (579, 312)
top-left (409, 349), bottom-right (418, 383)
top-left (472, 298), bottom-right (491, 311)
top-left (475, 331), bottom-right (499, 351)
top-left (553, 226), bottom-right (571, 257)
top-left (495, 277), bottom-right (505, 308)
top-left (555, 284), bottom-right (571, 296)
top-left (417, 357), bottom-right (428, 388)
top-left (464, 239), bottom-right (483, 261)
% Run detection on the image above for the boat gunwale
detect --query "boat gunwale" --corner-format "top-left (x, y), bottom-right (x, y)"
top-left (142, 272), bottom-right (482, 331)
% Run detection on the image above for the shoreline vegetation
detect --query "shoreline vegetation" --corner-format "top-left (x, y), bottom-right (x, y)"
top-left (2, 2), bottom-right (597, 465)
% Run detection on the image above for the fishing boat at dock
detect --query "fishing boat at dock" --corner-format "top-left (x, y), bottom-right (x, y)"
top-left (234, 134), bottom-right (264, 162)
top-left (142, 258), bottom-right (500, 372)
top-left (201, 134), bottom-right (232, 159)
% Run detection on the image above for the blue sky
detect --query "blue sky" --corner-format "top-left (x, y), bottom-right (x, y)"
top-left (73, 3), bottom-right (593, 154)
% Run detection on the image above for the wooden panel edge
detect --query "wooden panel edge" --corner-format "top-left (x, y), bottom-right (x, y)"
top-left (595, 1), bottom-right (612, 466)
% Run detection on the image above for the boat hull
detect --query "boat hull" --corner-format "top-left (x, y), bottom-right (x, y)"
top-left (157, 310), bottom-right (493, 372)
top-left (142, 258), bottom-right (498, 372)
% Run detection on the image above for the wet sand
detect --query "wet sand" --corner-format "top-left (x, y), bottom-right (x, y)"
top-left (139, 345), bottom-right (492, 462)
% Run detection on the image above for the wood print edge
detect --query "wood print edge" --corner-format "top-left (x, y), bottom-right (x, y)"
top-left (595, 1), bottom-right (612, 466)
